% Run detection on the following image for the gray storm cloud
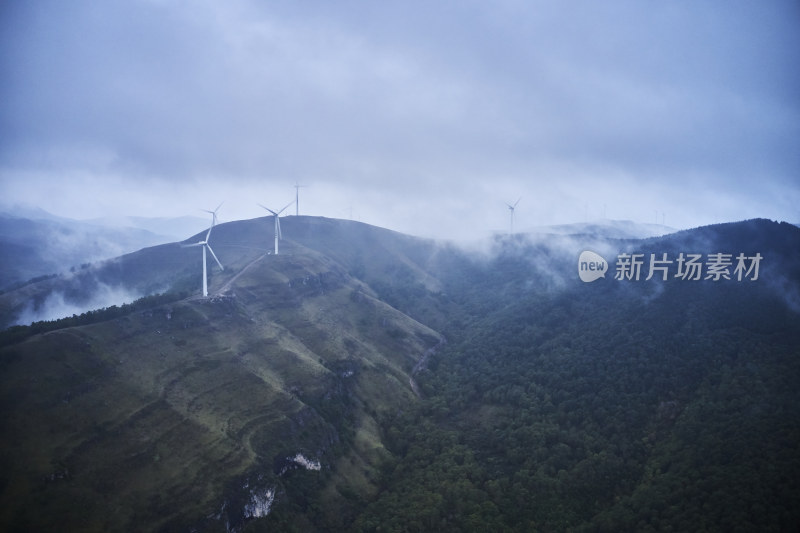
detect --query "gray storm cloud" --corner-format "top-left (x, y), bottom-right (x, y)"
top-left (1, 0), bottom-right (798, 240)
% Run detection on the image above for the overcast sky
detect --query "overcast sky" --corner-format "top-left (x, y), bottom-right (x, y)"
top-left (1, 0), bottom-right (798, 240)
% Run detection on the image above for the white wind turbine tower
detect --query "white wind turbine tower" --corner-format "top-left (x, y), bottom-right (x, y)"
top-left (294, 183), bottom-right (306, 216)
top-left (184, 203), bottom-right (224, 297)
top-left (506, 197), bottom-right (521, 234)
top-left (259, 200), bottom-right (294, 254)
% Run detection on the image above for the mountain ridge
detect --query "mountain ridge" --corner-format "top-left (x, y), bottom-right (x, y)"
top-left (0, 222), bottom-right (445, 530)
top-left (1, 216), bottom-right (798, 531)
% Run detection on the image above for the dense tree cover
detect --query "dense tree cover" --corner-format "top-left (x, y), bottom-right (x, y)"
top-left (350, 256), bottom-right (800, 531)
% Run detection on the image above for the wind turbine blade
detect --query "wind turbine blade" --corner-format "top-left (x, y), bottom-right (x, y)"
top-left (277, 217), bottom-right (283, 239)
top-left (206, 244), bottom-right (224, 271)
top-left (200, 202), bottom-right (222, 240)
top-left (259, 203), bottom-right (278, 216)
top-left (277, 200), bottom-right (295, 215)
top-left (201, 205), bottom-right (220, 224)
top-left (201, 202), bottom-right (224, 215)
top-left (513, 197), bottom-right (521, 208)
top-left (182, 241), bottom-right (204, 248)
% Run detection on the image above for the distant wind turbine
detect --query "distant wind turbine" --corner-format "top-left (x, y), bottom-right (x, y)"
top-left (294, 183), bottom-right (306, 216)
top-left (183, 203), bottom-right (224, 297)
top-left (202, 201), bottom-right (223, 227)
top-left (259, 200), bottom-right (294, 254)
top-left (506, 198), bottom-right (521, 234)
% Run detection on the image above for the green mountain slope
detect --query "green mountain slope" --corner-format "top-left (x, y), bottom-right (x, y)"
top-left (353, 219), bottom-right (800, 532)
top-left (0, 216), bottom-right (460, 330)
top-left (1, 217), bottom-right (798, 531)
top-left (0, 230), bottom-right (443, 531)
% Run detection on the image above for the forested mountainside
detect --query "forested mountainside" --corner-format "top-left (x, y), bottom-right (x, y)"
top-left (1, 217), bottom-right (798, 531)
top-left (357, 258), bottom-right (800, 530)
top-left (351, 220), bottom-right (800, 532)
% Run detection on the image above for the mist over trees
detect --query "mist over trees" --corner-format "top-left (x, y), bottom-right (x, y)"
top-left (0, 217), bottom-right (798, 531)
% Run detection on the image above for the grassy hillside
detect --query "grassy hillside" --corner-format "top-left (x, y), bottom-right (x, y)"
top-left (0, 234), bottom-right (442, 531)
top-left (0, 216), bottom-right (457, 330)
top-left (1, 217), bottom-right (798, 531)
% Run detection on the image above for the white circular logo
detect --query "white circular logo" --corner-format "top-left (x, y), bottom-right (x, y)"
top-left (578, 251), bottom-right (608, 282)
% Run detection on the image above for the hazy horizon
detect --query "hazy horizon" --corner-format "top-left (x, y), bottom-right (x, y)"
top-left (3, 200), bottom-right (797, 244)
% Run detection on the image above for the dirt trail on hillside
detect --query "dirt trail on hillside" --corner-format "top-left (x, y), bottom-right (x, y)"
top-left (217, 253), bottom-right (267, 295)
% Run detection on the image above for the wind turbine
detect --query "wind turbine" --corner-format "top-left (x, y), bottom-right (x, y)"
top-left (202, 202), bottom-right (223, 227)
top-left (294, 183), bottom-right (306, 216)
top-left (184, 203), bottom-right (224, 297)
top-left (506, 197), bottom-right (521, 234)
top-left (259, 200), bottom-right (294, 254)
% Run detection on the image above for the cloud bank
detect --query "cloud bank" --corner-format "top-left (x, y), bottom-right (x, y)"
top-left (1, 0), bottom-right (798, 240)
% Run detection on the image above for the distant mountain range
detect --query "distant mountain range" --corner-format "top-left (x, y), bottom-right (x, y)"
top-left (0, 208), bottom-right (676, 304)
top-left (0, 208), bottom-right (208, 291)
top-left (531, 219), bottom-right (676, 239)
top-left (83, 214), bottom-right (212, 240)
